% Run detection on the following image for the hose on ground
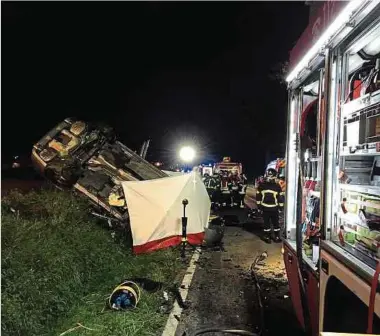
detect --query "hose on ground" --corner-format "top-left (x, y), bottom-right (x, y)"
top-left (249, 251), bottom-right (268, 336)
top-left (188, 328), bottom-right (258, 336)
top-left (186, 252), bottom-right (267, 336)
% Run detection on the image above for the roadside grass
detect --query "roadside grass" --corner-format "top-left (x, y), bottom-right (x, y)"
top-left (2, 189), bottom-right (183, 336)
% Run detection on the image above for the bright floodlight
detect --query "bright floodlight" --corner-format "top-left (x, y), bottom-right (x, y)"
top-left (179, 146), bottom-right (196, 162)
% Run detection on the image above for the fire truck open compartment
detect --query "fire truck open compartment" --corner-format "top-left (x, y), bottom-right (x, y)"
top-left (285, 71), bottom-right (323, 271)
top-left (285, 3), bottom-right (380, 271)
top-left (332, 17), bottom-right (380, 269)
top-left (284, 2), bottom-right (380, 334)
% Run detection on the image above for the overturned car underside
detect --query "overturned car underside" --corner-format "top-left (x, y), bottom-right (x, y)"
top-left (32, 118), bottom-right (167, 226)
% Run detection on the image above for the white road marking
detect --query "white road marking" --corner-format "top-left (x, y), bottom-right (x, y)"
top-left (161, 248), bottom-right (201, 336)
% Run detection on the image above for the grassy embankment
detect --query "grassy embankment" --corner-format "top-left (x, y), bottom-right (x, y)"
top-left (2, 190), bottom-right (182, 336)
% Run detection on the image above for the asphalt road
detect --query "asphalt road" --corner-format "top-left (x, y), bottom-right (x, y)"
top-left (245, 185), bottom-right (256, 209)
top-left (174, 195), bottom-right (304, 336)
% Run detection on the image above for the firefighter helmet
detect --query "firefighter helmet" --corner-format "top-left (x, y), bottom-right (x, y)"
top-left (265, 168), bottom-right (277, 180)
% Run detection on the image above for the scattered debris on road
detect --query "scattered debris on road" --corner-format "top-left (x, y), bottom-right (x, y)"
top-left (174, 224), bottom-right (304, 336)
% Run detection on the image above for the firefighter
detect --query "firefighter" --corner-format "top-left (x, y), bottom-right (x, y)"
top-left (227, 174), bottom-right (234, 207)
top-left (230, 179), bottom-right (240, 207)
top-left (238, 179), bottom-right (246, 208)
top-left (238, 173), bottom-right (247, 208)
top-left (202, 172), bottom-right (210, 184)
top-left (240, 173), bottom-right (247, 184)
top-left (221, 171), bottom-right (229, 206)
top-left (203, 173), bottom-right (215, 199)
top-left (211, 174), bottom-right (222, 209)
top-left (256, 168), bottom-right (284, 243)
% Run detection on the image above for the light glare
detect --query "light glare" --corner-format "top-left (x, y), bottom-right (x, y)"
top-left (179, 146), bottom-right (196, 162)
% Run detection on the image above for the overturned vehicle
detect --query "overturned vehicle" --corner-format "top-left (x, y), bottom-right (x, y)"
top-left (31, 118), bottom-right (167, 225)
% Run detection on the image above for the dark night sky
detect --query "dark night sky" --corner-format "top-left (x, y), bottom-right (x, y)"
top-left (2, 2), bottom-right (309, 177)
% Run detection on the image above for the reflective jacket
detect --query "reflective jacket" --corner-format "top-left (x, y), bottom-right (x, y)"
top-left (213, 176), bottom-right (221, 190)
top-left (202, 176), bottom-right (210, 185)
top-left (256, 180), bottom-right (284, 212)
top-left (206, 177), bottom-right (217, 190)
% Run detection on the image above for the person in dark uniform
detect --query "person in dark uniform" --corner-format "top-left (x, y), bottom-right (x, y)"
top-left (240, 173), bottom-right (247, 185)
top-left (230, 173), bottom-right (240, 207)
top-left (211, 174), bottom-right (222, 209)
top-left (237, 179), bottom-right (246, 208)
top-left (227, 174), bottom-right (234, 207)
top-left (202, 172), bottom-right (210, 184)
top-left (203, 173), bottom-right (215, 199)
top-left (256, 168), bottom-right (284, 243)
top-left (220, 171), bottom-right (229, 207)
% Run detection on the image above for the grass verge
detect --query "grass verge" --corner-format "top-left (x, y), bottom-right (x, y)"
top-left (2, 189), bottom-right (183, 336)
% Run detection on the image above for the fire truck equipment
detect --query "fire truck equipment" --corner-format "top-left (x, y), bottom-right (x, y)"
top-left (284, 1), bottom-right (380, 334)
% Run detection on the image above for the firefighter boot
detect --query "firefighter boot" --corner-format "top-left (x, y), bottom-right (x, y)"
top-left (263, 230), bottom-right (271, 244)
top-left (272, 229), bottom-right (281, 243)
top-left (240, 198), bottom-right (245, 208)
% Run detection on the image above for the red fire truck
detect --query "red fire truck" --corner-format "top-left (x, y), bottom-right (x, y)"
top-left (284, 1), bottom-right (380, 335)
top-left (213, 157), bottom-right (243, 190)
